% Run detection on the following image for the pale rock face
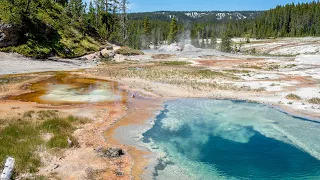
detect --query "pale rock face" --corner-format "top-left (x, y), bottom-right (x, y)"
top-left (0, 23), bottom-right (20, 48)
top-left (151, 11), bottom-right (260, 21)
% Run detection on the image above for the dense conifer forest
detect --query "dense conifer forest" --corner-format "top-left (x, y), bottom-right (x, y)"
top-left (0, 0), bottom-right (319, 57)
top-left (128, 1), bottom-right (320, 50)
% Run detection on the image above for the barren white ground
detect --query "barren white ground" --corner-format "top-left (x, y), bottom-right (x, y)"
top-left (0, 52), bottom-right (97, 75)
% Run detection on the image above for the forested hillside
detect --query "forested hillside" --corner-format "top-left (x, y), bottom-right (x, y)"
top-left (127, 1), bottom-right (320, 51)
top-left (213, 1), bottom-right (320, 38)
top-left (254, 1), bottom-right (320, 38)
top-left (0, 0), bottom-right (128, 58)
top-left (128, 11), bottom-right (262, 22)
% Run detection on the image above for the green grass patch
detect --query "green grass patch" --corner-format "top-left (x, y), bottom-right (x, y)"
top-left (0, 111), bottom-right (90, 175)
top-left (42, 118), bottom-right (74, 134)
top-left (0, 121), bottom-right (42, 173)
top-left (47, 134), bottom-right (70, 149)
top-left (159, 61), bottom-right (191, 66)
top-left (41, 115), bottom-right (88, 149)
top-left (195, 69), bottom-right (239, 79)
top-left (115, 46), bottom-right (144, 56)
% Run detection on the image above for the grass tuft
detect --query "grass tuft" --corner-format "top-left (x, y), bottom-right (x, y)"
top-left (37, 110), bottom-right (59, 120)
top-left (286, 94), bottom-right (302, 100)
top-left (47, 135), bottom-right (67, 148)
top-left (23, 110), bottom-right (35, 119)
top-left (158, 61), bottom-right (191, 66)
top-left (223, 69), bottom-right (250, 74)
top-left (42, 118), bottom-right (73, 134)
top-left (308, 98), bottom-right (320, 104)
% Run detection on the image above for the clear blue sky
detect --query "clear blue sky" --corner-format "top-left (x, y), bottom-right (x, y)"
top-left (126, 0), bottom-right (314, 12)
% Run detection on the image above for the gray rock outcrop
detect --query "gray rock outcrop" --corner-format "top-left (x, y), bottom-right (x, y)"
top-left (97, 147), bottom-right (125, 158)
top-left (0, 23), bottom-right (20, 48)
top-left (99, 48), bottom-right (115, 59)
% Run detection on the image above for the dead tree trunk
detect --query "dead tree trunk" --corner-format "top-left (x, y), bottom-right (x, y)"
top-left (0, 157), bottom-right (15, 180)
top-left (120, 0), bottom-right (128, 42)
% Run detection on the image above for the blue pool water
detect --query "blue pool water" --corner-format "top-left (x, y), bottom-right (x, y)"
top-left (142, 99), bottom-right (320, 180)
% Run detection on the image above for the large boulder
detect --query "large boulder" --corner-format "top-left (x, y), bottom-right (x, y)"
top-left (100, 48), bottom-right (115, 59)
top-left (0, 23), bottom-right (20, 48)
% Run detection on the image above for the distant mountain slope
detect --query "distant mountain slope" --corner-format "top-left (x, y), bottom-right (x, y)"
top-left (128, 11), bottom-right (263, 22)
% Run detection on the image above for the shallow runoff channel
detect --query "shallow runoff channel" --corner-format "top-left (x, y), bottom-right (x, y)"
top-left (114, 98), bottom-right (320, 180)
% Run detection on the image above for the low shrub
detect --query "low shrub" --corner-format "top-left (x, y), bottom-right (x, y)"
top-left (115, 46), bottom-right (144, 56)
top-left (308, 98), bottom-right (320, 104)
top-left (286, 94), bottom-right (302, 100)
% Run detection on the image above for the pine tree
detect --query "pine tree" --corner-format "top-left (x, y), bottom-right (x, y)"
top-left (68, 0), bottom-right (84, 21)
top-left (88, 1), bottom-right (96, 26)
top-left (167, 18), bottom-right (178, 44)
top-left (210, 31), bottom-right (217, 49)
top-left (119, 0), bottom-right (128, 44)
top-left (220, 25), bottom-right (232, 52)
top-left (143, 17), bottom-right (151, 37)
top-left (168, 18), bottom-right (179, 44)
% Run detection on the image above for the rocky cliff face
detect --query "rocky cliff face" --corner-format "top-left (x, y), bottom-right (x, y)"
top-left (0, 23), bottom-right (20, 48)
